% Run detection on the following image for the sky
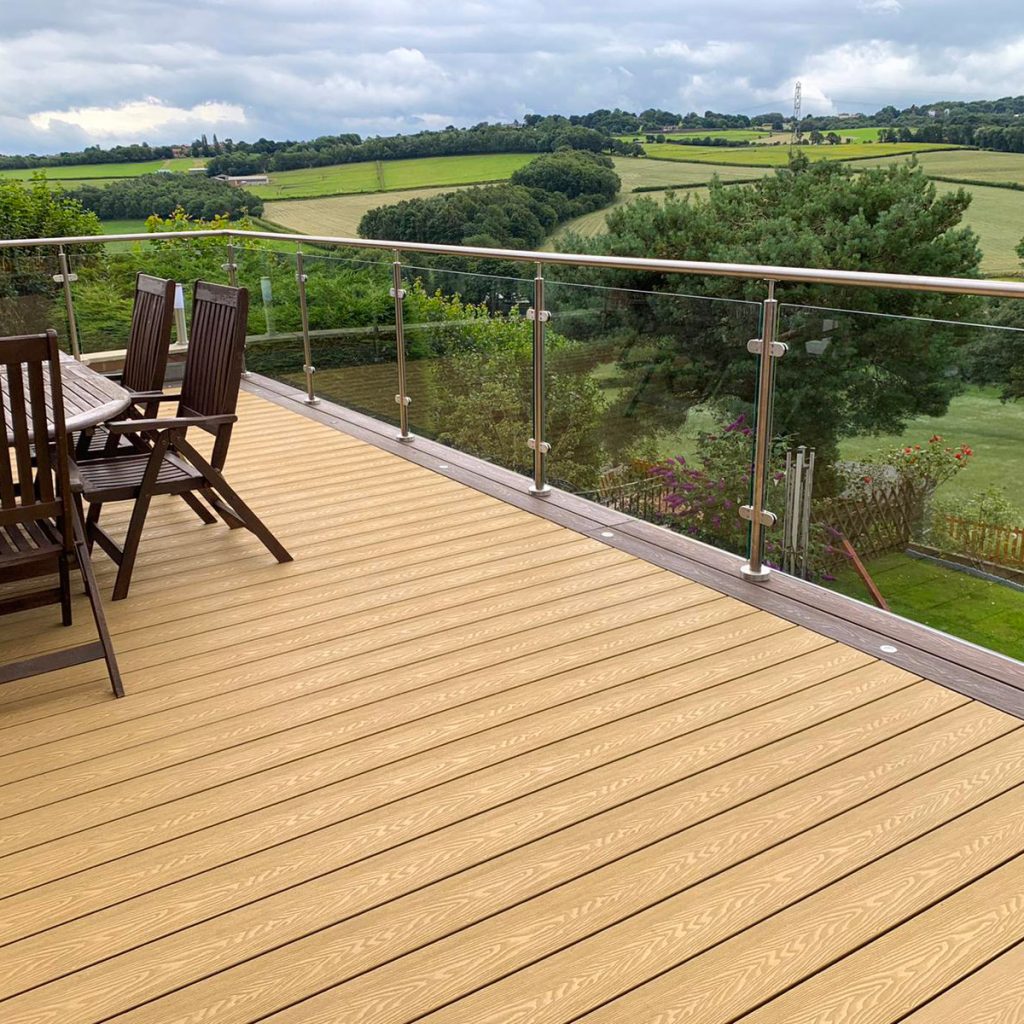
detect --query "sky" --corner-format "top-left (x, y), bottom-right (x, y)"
top-left (1, 0), bottom-right (1023, 154)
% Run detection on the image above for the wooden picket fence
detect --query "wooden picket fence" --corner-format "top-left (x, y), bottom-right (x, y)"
top-left (936, 515), bottom-right (1024, 566)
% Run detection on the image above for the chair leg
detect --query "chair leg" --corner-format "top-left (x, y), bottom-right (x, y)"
top-left (111, 489), bottom-right (153, 601)
top-left (85, 502), bottom-right (102, 554)
top-left (72, 509), bottom-right (123, 697)
top-left (58, 551), bottom-right (73, 626)
top-left (109, 432), bottom-right (170, 602)
top-left (177, 438), bottom-right (292, 564)
top-left (179, 491), bottom-right (217, 525)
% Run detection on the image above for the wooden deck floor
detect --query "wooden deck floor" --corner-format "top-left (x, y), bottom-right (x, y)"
top-left (2, 391), bottom-right (1024, 1024)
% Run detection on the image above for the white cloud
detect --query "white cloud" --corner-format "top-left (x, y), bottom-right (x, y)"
top-left (652, 40), bottom-right (750, 66)
top-left (859, 0), bottom-right (902, 12)
top-left (27, 98), bottom-right (245, 139)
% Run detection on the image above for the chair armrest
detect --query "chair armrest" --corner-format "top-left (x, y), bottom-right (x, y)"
top-left (106, 413), bottom-right (238, 434)
top-left (126, 390), bottom-right (176, 402)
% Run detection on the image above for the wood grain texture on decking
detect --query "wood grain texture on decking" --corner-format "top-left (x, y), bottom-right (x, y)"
top-left (1, 390), bottom-right (1022, 1024)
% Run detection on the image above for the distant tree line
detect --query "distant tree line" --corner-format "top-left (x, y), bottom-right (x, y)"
top-left (0, 142), bottom-right (176, 171)
top-left (358, 151), bottom-right (620, 250)
top-left (66, 175), bottom-right (263, 221)
top-left (203, 119), bottom-right (643, 177)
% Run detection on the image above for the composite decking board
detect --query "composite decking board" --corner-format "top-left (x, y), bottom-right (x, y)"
top-left (0, 529), bottom-right (591, 769)
top-left (2, 390), bottom-right (1022, 1024)
top-left (898, 939), bottom-right (1024, 1023)
top-left (242, 375), bottom-right (1024, 712)
top-left (0, 611), bottom-right (826, 921)
top-left (0, 603), bottom-right (826, 894)
top-left (0, 547), bottom-right (639, 796)
top-left (0, 620), bottom-right (826, 943)
top-left (0, 576), bottom-right (703, 858)
top-left (141, 699), bottom-right (1020, 1024)
top-left (1, 653), bottom-right (948, 1000)
top-left (0, 526), bottom-right (592, 679)
top-left (0, 540), bottom-right (631, 763)
top-left (0, 542), bottom-right (679, 726)
top-left (579, 791), bottom-right (1024, 1024)
top-left (0, 671), bottom-right (959, 1022)
top-left (25, 696), bottom-right (1001, 1024)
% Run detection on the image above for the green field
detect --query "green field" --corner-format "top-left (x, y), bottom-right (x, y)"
top-left (855, 148), bottom-right (1024, 186)
top-left (931, 180), bottom-right (1024, 275)
top-left (265, 157), bottom-right (774, 239)
top-left (264, 186), bottom-right (469, 237)
top-left (640, 141), bottom-right (960, 166)
top-left (0, 156), bottom-right (205, 182)
top-left (98, 219), bottom-right (150, 235)
top-left (249, 153), bottom-right (539, 200)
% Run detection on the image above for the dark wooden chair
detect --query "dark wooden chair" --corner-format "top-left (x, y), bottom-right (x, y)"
top-left (0, 330), bottom-right (122, 696)
top-left (75, 272), bottom-right (176, 460)
top-left (73, 282), bottom-right (292, 601)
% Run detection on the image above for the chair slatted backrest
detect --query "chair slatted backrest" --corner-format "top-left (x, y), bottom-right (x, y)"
top-left (0, 331), bottom-right (73, 546)
top-left (120, 273), bottom-right (175, 395)
top-left (179, 282), bottom-right (249, 468)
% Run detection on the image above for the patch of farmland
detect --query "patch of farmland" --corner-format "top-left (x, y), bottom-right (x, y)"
top-left (932, 180), bottom-right (1024, 276)
top-left (854, 148), bottom-right (1024, 186)
top-left (610, 157), bottom-right (771, 191)
top-left (249, 153), bottom-right (539, 200)
top-left (639, 141), bottom-right (962, 166)
top-left (263, 187), bottom-right (474, 237)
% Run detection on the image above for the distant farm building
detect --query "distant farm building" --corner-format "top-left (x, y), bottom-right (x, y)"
top-left (187, 166), bottom-right (208, 175)
top-left (214, 174), bottom-right (270, 187)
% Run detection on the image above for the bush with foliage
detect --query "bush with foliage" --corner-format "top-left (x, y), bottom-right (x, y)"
top-left (649, 415), bottom-right (786, 556)
top-left (425, 307), bottom-right (606, 489)
top-left (0, 177), bottom-right (101, 338)
top-left (67, 175), bottom-right (263, 221)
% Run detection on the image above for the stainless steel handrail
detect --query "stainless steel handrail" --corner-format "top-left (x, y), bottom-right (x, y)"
top-left (6, 228), bottom-right (1024, 585)
top-left (4, 228), bottom-right (1024, 299)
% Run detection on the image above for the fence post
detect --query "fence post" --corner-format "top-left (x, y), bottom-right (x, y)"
top-left (391, 251), bottom-right (412, 443)
top-left (528, 262), bottom-right (551, 496)
top-left (740, 280), bottom-right (786, 581)
top-left (55, 246), bottom-right (82, 360)
top-left (294, 249), bottom-right (319, 405)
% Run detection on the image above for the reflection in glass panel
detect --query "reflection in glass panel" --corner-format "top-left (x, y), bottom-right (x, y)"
top-left (774, 298), bottom-right (1024, 662)
top-left (543, 278), bottom-right (763, 556)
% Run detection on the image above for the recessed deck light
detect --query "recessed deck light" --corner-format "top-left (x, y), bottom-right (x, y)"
top-left (879, 644), bottom-right (898, 654)
top-left (600, 530), bottom-right (615, 538)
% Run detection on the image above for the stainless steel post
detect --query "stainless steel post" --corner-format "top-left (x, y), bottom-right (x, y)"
top-left (528, 262), bottom-right (551, 496)
top-left (391, 252), bottom-right (412, 442)
top-left (223, 243), bottom-right (251, 377)
top-left (56, 246), bottom-right (81, 360)
top-left (295, 250), bottom-right (319, 405)
top-left (741, 280), bottom-right (784, 581)
top-left (223, 243), bottom-right (239, 286)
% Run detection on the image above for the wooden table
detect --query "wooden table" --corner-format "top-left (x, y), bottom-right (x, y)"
top-left (3, 352), bottom-right (130, 443)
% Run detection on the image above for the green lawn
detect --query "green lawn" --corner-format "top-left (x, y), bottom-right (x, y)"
top-left (827, 551), bottom-right (1024, 661)
top-left (640, 141), bottom-right (961, 166)
top-left (249, 153), bottom-right (539, 200)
